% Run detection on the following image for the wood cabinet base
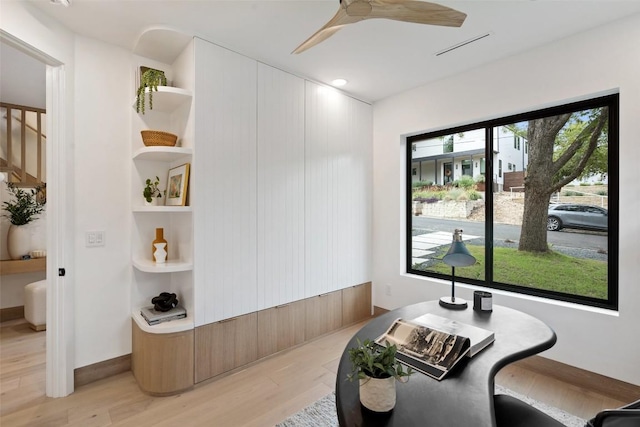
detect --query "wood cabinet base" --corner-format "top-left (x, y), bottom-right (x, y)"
top-left (132, 321), bottom-right (194, 396)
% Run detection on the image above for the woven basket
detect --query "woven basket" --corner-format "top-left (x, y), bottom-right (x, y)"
top-left (141, 130), bottom-right (178, 147)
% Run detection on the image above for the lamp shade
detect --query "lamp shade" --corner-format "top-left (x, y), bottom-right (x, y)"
top-left (442, 229), bottom-right (476, 267)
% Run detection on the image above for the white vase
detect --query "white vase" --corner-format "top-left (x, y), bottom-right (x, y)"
top-left (7, 224), bottom-right (31, 260)
top-left (359, 375), bottom-right (396, 412)
top-left (144, 198), bottom-right (159, 206)
top-left (153, 243), bottom-right (167, 264)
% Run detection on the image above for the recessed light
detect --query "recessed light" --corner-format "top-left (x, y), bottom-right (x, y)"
top-left (331, 78), bottom-right (348, 87)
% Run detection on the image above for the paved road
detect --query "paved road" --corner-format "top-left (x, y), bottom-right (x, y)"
top-left (412, 216), bottom-right (608, 252)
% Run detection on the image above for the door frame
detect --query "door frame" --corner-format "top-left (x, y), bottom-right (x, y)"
top-left (1, 30), bottom-right (75, 397)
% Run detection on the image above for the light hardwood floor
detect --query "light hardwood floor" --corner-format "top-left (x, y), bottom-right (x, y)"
top-left (0, 317), bottom-right (629, 426)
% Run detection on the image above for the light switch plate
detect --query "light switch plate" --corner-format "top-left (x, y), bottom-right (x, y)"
top-left (86, 231), bottom-right (105, 247)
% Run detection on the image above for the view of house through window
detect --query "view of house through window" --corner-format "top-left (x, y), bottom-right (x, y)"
top-left (407, 94), bottom-right (618, 309)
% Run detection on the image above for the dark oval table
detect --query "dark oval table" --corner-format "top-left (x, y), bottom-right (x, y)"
top-left (335, 301), bottom-right (557, 427)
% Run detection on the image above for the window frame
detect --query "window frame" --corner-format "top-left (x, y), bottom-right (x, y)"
top-left (406, 93), bottom-right (619, 310)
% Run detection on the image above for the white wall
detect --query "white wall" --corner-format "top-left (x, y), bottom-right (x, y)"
top-left (72, 36), bottom-right (132, 368)
top-left (0, 40), bottom-right (46, 109)
top-left (372, 14), bottom-right (640, 386)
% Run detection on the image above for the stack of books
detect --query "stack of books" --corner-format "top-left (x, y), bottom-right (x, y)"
top-left (140, 305), bottom-right (187, 326)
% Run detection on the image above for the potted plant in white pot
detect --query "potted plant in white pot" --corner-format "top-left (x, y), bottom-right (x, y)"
top-left (347, 338), bottom-right (412, 412)
top-left (143, 176), bottom-right (163, 206)
top-left (2, 183), bottom-right (45, 259)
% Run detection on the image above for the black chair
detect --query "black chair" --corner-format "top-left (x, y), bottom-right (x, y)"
top-left (494, 394), bottom-right (565, 427)
top-left (585, 399), bottom-right (640, 427)
top-left (495, 394), bottom-right (640, 427)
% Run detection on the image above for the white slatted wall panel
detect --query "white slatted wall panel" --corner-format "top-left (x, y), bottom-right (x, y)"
top-left (194, 38), bottom-right (258, 325)
top-left (305, 82), bottom-right (373, 297)
top-left (256, 63), bottom-right (305, 309)
top-left (349, 97), bottom-right (373, 285)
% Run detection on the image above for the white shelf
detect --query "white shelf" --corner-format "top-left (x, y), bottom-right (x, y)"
top-left (133, 259), bottom-right (193, 273)
top-left (134, 86), bottom-right (192, 113)
top-left (133, 146), bottom-right (192, 162)
top-left (132, 310), bottom-right (194, 334)
top-left (133, 206), bottom-right (192, 213)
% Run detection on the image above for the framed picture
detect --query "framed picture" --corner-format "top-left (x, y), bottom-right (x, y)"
top-left (165, 163), bottom-right (190, 206)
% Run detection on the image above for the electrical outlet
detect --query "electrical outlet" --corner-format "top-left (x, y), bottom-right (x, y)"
top-left (385, 284), bottom-right (392, 296)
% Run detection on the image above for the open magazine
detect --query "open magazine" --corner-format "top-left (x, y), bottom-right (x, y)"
top-left (375, 315), bottom-right (493, 380)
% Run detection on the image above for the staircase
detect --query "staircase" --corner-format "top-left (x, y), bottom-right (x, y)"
top-left (0, 102), bottom-right (46, 186)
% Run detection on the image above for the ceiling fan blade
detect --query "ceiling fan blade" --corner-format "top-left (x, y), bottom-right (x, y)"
top-left (368, 0), bottom-right (467, 27)
top-left (292, 6), bottom-right (362, 54)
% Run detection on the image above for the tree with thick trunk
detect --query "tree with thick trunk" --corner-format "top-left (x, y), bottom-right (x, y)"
top-left (518, 109), bottom-right (608, 252)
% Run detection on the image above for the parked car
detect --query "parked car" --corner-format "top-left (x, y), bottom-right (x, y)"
top-left (547, 204), bottom-right (608, 232)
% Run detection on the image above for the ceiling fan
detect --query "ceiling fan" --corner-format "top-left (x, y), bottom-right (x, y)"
top-left (292, 0), bottom-right (467, 54)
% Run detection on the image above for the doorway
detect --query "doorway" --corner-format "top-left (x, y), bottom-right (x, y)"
top-left (0, 30), bottom-right (73, 398)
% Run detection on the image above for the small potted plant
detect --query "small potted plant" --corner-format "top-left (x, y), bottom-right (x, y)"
top-left (2, 183), bottom-right (45, 259)
top-left (347, 338), bottom-right (412, 412)
top-left (143, 176), bottom-right (163, 206)
top-left (136, 68), bottom-right (167, 114)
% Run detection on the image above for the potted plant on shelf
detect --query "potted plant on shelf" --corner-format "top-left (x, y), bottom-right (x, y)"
top-left (143, 176), bottom-right (163, 206)
top-left (2, 183), bottom-right (45, 259)
top-left (347, 338), bottom-right (412, 413)
top-left (136, 68), bottom-right (167, 114)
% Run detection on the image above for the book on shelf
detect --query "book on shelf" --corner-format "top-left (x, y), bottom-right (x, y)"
top-left (375, 315), bottom-right (494, 381)
top-left (140, 305), bottom-right (187, 326)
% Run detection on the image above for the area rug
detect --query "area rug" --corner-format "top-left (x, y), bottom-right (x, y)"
top-left (275, 385), bottom-right (586, 427)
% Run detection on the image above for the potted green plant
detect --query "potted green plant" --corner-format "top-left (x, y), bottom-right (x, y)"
top-left (475, 174), bottom-right (486, 192)
top-left (143, 176), bottom-right (163, 205)
top-left (347, 338), bottom-right (412, 412)
top-left (2, 183), bottom-right (45, 259)
top-left (136, 68), bottom-right (167, 114)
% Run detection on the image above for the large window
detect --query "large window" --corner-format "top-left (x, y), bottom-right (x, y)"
top-left (407, 94), bottom-right (618, 309)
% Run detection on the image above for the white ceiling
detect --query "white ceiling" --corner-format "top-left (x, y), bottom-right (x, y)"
top-left (18, 0), bottom-right (640, 102)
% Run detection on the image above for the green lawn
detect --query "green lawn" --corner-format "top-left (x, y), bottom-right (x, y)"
top-left (427, 245), bottom-right (608, 299)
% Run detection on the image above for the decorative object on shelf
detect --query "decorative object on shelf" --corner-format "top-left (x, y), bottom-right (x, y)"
top-left (473, 291), bottom-right (493, 312)
top-left (151, 292), bottom-right (179, 312)
top-left (136, 67), bottom-right (167, 114)
top-left (152, 228), bottom-right (168, 263)
top-left (140, 130), bottom-right (178, 147)
top-left (165, 163), bottom-right (190, 206)
top-left (2, 183), bottom-right (45, 260)
top-left (347, 338), bottom-right (412, 413)
top-left (439, 228), bottom-right (476, 309)
top-left (143, 176), bottom-right (163, 205)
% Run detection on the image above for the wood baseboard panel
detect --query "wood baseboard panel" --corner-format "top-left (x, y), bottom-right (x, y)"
top-left (74, 354), bottom-right (131, 389)
top-left (514, 355), bottom-right (640, 403)
top-left (373, 306), bottom-right (389, 317)
top-left (0, 306), bottom-right (24, 322)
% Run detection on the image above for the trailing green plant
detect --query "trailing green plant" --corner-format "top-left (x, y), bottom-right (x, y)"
top-left (2, 183), bottom-right (45, 225)
top-left (136, 68), bottom-right (167, 114)
top-left (347, 338), bottom-right (412, 381)
top-left (143, 176), bottom-right (162, 202)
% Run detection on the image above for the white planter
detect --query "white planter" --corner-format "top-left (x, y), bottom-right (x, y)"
top-left (7, 224), bottom-right (31, 260)
top-left (144, 197), bottom-right (160, 206)
top-left (359, 375), bottom-right (396, 412)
